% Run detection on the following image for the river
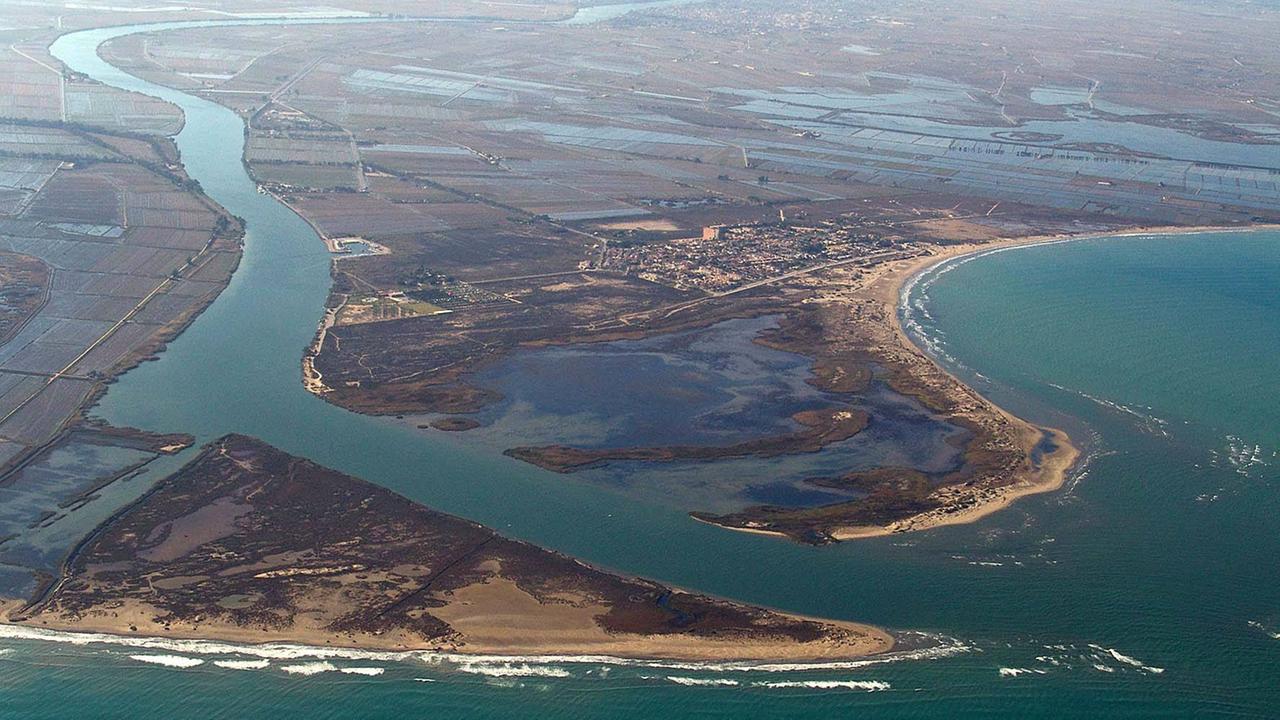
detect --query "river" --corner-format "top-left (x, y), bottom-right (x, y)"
top-left (0, 13), bottom-right (1275, 719)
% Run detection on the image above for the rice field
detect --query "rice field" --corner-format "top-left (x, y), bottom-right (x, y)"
top-left (0, 146), bottom-right (236, 464)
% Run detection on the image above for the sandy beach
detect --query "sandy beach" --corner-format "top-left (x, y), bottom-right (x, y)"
top-left (5, 434), bottom-right (895, 664)
top-left (826, 222), bottom-right (1278, 540)
top-left (8, 594), bottom-right (892, 663)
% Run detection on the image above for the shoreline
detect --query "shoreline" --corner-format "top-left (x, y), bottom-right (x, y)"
top-left (698, 221), bottom-right (1277, 544)
top-left (0, 603), bottom-right (930, 670)
top-left (4, 608), bottom-right (893, 664)
top-left (5, 434), bottom-right (895, 664)
top-left (830, 221), bottom-right (1277, 539)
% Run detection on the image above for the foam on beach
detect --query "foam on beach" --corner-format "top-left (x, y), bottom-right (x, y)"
top-left (898, 234), bottom-right (1127, 375)
top-left (129, 654), bottom-right (205, 668)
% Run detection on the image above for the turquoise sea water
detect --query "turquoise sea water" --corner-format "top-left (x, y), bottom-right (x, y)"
top-left (0, 18), bottom-right (1277, 719)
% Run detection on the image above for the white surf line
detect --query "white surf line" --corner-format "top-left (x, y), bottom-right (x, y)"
top-left (1087, 645), bottom-right (1164, 674)
top-left (279, 661), bottom-right (337, 676)
top-left (752, 679), bottom-right (890, 691)
top-left (129, 654), bottom-right (204, 668)
top-left (0, 623), bottom-right (970, 676)
top-left (665, 676), bottom-right (740, 686)
top-left (213, 659), bottom-right (270, 670)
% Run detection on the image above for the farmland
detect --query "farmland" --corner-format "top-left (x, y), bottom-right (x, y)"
top-left (0, 103), bottom-right (241, 577)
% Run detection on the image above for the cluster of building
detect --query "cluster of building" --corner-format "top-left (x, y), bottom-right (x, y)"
top-left (399, 269), bottom-right (511, 310)
top-left (594, 220), bottom-right (897, 293)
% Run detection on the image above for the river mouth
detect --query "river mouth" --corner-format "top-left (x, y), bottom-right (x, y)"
top-left (39, 13), bottom-right (942, 613)
top-left (16, 11), bottom-right (1279, 717)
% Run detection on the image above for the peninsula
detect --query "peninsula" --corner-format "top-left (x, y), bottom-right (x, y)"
top-left (10, 434), bottom-right (892, 661)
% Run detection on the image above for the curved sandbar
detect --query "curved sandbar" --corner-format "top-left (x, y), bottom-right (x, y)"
top-left (827, 224), bottom-right (1273, 539)
top-left (694, 224), bottom-right (1274, 542)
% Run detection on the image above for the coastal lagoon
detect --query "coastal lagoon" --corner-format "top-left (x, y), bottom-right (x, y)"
top-left (461, 315), bottom-right (966, 513)
top-left (0, 17), bottom-right (1277, 720)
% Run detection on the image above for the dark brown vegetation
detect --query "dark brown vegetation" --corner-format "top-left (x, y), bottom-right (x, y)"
top-left (3, 0), bottom-right (1269, 548)
top-left (507, 406), bottom-right (870, 472)
top-left (426, 417), bottom-right (480, 431)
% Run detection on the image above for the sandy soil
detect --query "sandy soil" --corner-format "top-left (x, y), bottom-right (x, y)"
top-left (11, 578), bottom-right (892, 662)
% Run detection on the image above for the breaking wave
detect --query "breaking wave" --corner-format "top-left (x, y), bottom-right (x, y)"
top-left (129, 654), bottom-right (204, 668)
top-left (665, 676), bottom-right (739, 686)
top-left (281, 662), bottom-right (337, 676)
top-left (899, 237), bottom-right (1084, 373)
top-left (455, 663), bottom-right (571, 679)
top-left (213, 659), bottom-right (271, 670)
top-left (0, 623), bottom-right (967, 676)
top-left (1209, 436), bottom-right (1275, 478)
top-left (1248, 620), bottom-right (1280, 640)
top-left (1088, 645), bottom-right (1164, 674)
top-left (998, 667), bottom-right (1047, 678)
top-left (1046, 384), bottom-right (1170, 436)
top-left (1032, 642), bottom-right (1165, 675)
top-left (753, 680), bottom-right (890, 691)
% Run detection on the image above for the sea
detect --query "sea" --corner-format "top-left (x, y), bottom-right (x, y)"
top-left (0, 14), bottom-right (1276, 720)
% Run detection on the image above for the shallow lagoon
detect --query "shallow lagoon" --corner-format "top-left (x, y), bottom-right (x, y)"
top-left (461, 316), bottom-right (968, 513)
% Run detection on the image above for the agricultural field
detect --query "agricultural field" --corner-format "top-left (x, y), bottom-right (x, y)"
top-left (0, 126), bottom-right (240, 471)
top-left (89, 0), bottom-right (1280, 421)
top-left (1, 43), bottom-right (182, 135)
top-left (2, 0), bottom-right (1277, 534)
top-left (0, 251), bottom-right (49, 347)
top-left (0, 158), bottom-right (59, 215)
